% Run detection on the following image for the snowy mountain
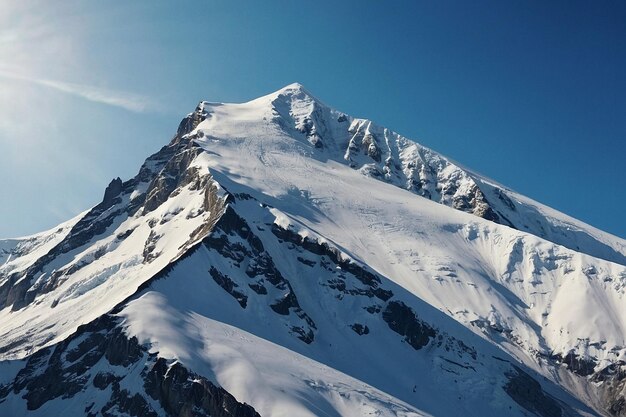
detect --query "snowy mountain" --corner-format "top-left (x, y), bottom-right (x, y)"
top-left (1, 83), bottom-right (625, 417)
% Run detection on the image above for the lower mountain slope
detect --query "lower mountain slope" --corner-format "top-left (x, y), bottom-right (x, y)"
top-left (0, 194), bottom-right (593, 417)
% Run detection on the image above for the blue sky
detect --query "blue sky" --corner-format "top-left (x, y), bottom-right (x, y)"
top-left (0, 1), bottom-right (624, 238)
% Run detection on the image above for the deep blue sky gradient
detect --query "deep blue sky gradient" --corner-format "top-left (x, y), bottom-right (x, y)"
top-left (0, 1), bottom-right (624, 238)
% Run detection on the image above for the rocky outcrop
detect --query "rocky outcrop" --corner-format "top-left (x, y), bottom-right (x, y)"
top-left (204, 206), bottom-right (317, 344)
top-left (174, 102), bottom-right (210, 140)
top-left (341, 119), bottom-right (510, 227)
top-left (145, 359), bottom-right (259, 417)
top-left (351, 323), bottom-right (370, 335)
top-left (382, 300), bottom-right (436, 351)
top-left (0, 314), bottom-right (260, 417)
top-left (504, 366), bottom-right (563, 417)
top-left (102, 177), bottom-right (124, 209)
top-left (0, 117), bottom-right (217, 312)
top-left (209, 266), bottom-right (248, 308)
top-left (143, 145), bottom-right (203, 214)
top-left (271, 224), bottom-right (392, 302)
top-left (591, 362), bottom-right (626, 416)
top-left (550, 352), bottom-right (598, 377)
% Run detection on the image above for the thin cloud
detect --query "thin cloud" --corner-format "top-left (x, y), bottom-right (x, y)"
top-left (0, 69), bottom-right (159, 114)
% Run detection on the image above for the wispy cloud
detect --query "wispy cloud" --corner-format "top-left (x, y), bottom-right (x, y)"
top-left (0, 69), bottom-right (158, 114)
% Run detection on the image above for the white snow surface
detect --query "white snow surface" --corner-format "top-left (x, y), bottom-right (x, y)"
top-left (0, 83), bottom-right (624, 416)
top-left (121, 292), bottom-right (431, 417)
top-left (0, 153), bottom-right (223, 359)
top-left (188, 84), bottom-right (624, 407)
top-left (187, 83), bottom-right (626, 360)
top-left (0, 212), bottom-right (85, 275)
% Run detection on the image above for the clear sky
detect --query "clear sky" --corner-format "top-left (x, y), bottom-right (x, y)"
top-left (0, 1), bottom-right (624, 239)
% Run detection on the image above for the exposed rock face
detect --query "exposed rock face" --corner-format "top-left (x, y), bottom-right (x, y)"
top-left (382, 301), bottom-right (436, 351)
top-left (102, 177), bottom-right (124, 209)
top-left (143, 145), bottom-right (203, 214)
top-left (341, 119), bottom-right (506, 225)
top-left (270, 223), bottom-right (392, 302)
top-left (145, 359), bottom-right (260, 417)
top-left (550, 352), bottom-right (598, 377)
top-left (175, 102), bottom-right (210, 140)
top-left (274, 98), bottom-right (625, 266)
top-left (350, 323), bottom-right (370, 335)
top-left (203, 205), bottom-right (317, 344)
top-left (209, 266), bottom-right (248, 308)
top-left (0, 117), bottom-right (217, 312)
top-left (591, 362), bottom-right (626, 416)
top-left (504, 366), bottom-right (563, 417)
top-left (0, 314), bottom-right (260, 417)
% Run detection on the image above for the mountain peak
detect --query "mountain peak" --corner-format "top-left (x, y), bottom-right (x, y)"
top-left (2, 84), bottom-right (626, 417)
top-left (275, 82), bottom-right (309, 95)
top-left (257, 82), bottom-right (320, 107)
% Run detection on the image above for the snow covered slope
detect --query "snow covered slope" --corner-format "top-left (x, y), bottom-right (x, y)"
top-left (0, 83), bottom-right (625, 417)
top-left (267, 84), bottom-right (626, 266)
top-left (0, 213), bottom-right (84, 276)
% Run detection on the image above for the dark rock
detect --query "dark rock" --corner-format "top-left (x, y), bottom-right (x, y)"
top-left (101, 384), bottom-right (158, 417)
top-left (93, 372), bottom-right (120, 390)
top-left (175, 103), bottom-right (208, 139)
top-left (504, 366), bottom-right (563, 417)
top-left (365, 305), bottom-right (381, 314)
top-left (1, 313), bottom-right (261, 417)
top-left (209, 267), bottom-right (248, 308)
top-left (142, 230), bottom-right (162, 263)
top-left (549, 352), bottom-right (597, 377)
top-left (270, 291), bottom-right (300, 315)
top-left (116, 228), bottom-right (136, 240)
top-left (382, 300), bottom-right (436, 350)
top-left (248, 283), bottom-right (268, 295)
top-left (145, 359), bottom-right (260, 417)
top-left (290, 326), bottom-right (315, 344)
top-left (143, 146), bottom-right (203, 213)
top-left (245, 253), bottom-right (284, 287)
top-left (102, 177), bottom-right (123, 209)
top-left (297, 256), bottom-right (316, 267)
top-left (104, 331), bottom-right (143, 367)
top-left (588, 361), bottom-right (626, 417)
top-left (351, 323), bottom-right (370, 335)
top-left (271, 224), bottom-right (392, 301)
top-left (65, 333), bottom-right (106, 363)
top-left (592, 361), bottom-right (626, 383)
top-left (204, 209), bottom-right (316, 342)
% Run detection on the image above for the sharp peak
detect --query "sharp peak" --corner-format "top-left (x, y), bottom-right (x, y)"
top-left (275, 82), bottom-right (310, 95)
top-left (194, 83), bottom-right (320, 111)
top-left (263, 82), bottom-right (321, 104)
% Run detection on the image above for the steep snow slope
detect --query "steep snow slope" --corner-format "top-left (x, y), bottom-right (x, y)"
top-left (265, 84), bottom-right (626, 266)
top-left (185, 85), bottom-right (626, 412)
top-left (0, 194), bottom-right (591, 417)
top-left (0, 138), bottom-right (226, 359)
top-left (0, 83), bottom-right (624, 417)
top-left (0, 213), bottom-right (85, 275)
top-left (112, 195), bottom-right (593, 417)
top-left (185, 84), bottom-right (626, 360)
